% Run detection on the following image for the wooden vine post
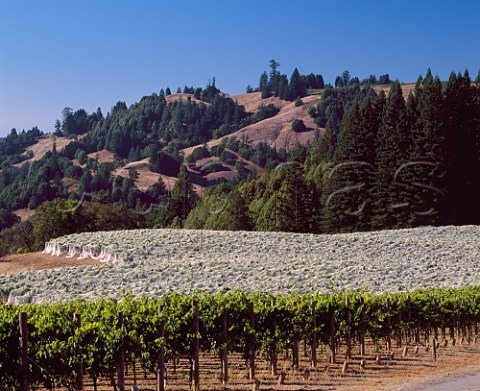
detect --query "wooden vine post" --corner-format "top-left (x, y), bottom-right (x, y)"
top-left (311, 301), bottom-right (317, 367)
top-left (474, 298), bottom-right (479, 338)
top-left (292, 301), bottom-right (299, 368)
top-left (345, 297), bottom-right (352, 359)
top-left (271, 299), bottom-right (278, 376)
top-left (74, 313), bottom-right (83, 391)
top-left (19, 312), bottom-right (29, 391)
top-left (117, 311), bottom-right (125, 391)
top-left (386, 297), bottom-right (392, 352)
top-left (359, 298), bottom-right (365, 357)
top-left (248, 302), bottom-right (256, 380)
top-left (397, 300), bottom-right (403, 348)
top-left (222, 311), bottom-right (229, 387)
top-left (406, 295), bottom-right (412, 344)
top-left (248, 303), bottom-right (256, 380)
top-left (157, 304), bottom-right (165, 391)
top-left (432, 339), bottom-right (437, 362)
top-left (193, 300), bottom-right (200, 391)
top-left (330, 304), bottom-right (336, 364)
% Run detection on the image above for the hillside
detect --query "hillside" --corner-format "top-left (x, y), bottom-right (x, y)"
top-left (182, 93), bottom-right (321, 157)
top-left (12, 134), bottom-right (72, 168)
top-left (373, 82), bottom-right (416, 97)
top-left (1, 68), bottom-right (478, 257)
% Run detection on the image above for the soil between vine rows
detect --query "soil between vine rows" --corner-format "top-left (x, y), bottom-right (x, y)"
top-left (36, 336), bottom-right (480, 391)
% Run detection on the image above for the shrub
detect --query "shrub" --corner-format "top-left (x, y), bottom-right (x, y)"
top-left (291, 119), bottom-right (307, 132)
top-left (255, 104), bottom-right (280, 122)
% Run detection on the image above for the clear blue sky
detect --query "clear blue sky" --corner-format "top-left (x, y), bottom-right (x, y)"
top-left (1, 0), bottom-right (479, 136)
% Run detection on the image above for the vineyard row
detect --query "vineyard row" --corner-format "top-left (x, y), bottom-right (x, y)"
top-left (1, 287), bottom-right (480, 390)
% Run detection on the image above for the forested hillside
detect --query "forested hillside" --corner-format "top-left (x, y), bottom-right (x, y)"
top-left (0, 65), bottom-right (479, 256)
top-left (187, 70), bottom-right (480, 233)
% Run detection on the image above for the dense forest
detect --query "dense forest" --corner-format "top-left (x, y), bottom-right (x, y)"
top-left (0, 65), bottom-right (479, 256)
top-left (188, 70), bottom-right (480, 233)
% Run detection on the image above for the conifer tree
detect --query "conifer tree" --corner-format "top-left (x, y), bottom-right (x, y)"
top-left (166, 165), bottom-right (198, 226)
top-left (289, 67), bottom-right (307, 100)
top-left (372, 81), bottom-right (411, 229)
top-left (315, 120), bottom-right (336, 162)
top-left (322, 98), bottom-right (377, 232)
top-left (259, 71), bottom-right (269, 99)
top-left (408, 70), bottom-right (447, 226)
top-left (276, 164), bottom-right (311, 232)
top-left (444, 70), bottom-right (480, 224)
top-left (205, 191), bottom-right (253, 231)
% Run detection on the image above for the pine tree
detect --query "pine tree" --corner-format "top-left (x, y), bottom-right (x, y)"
top-left (322, 99), bottom-right (377, 232)
top-left (315, 120), bottom-right (336, 162)
top-left (166, 165), bottom-right (198, 226)
top-left (444, 70), bottom-right (480, 224)
top-left (289, 68), bottom-right (307, 100)
top-left (372, 81), bottom-right (411, 229)
top-left (408, 70), bottom-right (447, 226)
top-left (275, 164), bottom-right (311, 232)
top-left (254, 191), bottom-right (281, 231)
top-left (259, 71), bottom-right (269, 98)
top-left (206, 191), bottom-right (253, 231)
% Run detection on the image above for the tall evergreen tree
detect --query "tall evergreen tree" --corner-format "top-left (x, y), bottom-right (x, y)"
top-left (205, 190), bottom-right (253, 231)
top-left (259, 71), bottom-right (269, 98)
top-left (372, 81), bottom-right (411, 229)
top-left (166, 165), bottom-right (198, 226)
top-left (444, 71), bottom-right (480, 224)
top-left (323, 99), bottom-right (377, 232)
top-left (408, 70), bottom-right (448, 226)
top-left (256, 164), bottom-right (310, 232)
top-left (315, 120), bottom-right (337, 163)
top-left (289, 68), bottom-right (307, 100)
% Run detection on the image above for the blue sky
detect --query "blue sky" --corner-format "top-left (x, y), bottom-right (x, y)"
top-left (1, 0), bottom-right (479, 136)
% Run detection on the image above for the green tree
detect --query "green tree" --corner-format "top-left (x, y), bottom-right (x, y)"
top-left (444, 70), bottom-right (480, 224)
top-left (54, 119), bottom-right (62, 136)
top-left (166, 165), bottom-right (198, 226)
top-left (32, 199), bottom-right (83, 247)
top-left (204, 191), bottom-right (253, 231)
top-left (372, 81), bottom-right (411, 229)
top-left (291, 119), bottom-right (307, 132)
top-left (322, 98), bottom-right (377, 232)
top-left (314, 120), bottom-right (336, 163)
top-left (259, 71), bottom-right (269, 99)
top-left (0, 209), bottom-right (19, 231)
top-left (256, 164), bottom-right (310, 232)
top-left (408, 70), bottom-right (448, 226)
top-left (289, 68), bottom-right (307, 100)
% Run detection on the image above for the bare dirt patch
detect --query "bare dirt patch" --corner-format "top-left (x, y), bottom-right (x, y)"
top-left (12, 208), bottom-right (35, 221)
top-left (165, 93), bottom-right (210, 106)
top-left (0, 252), bottom-right (99, 275)
top-left (35, 335), bottom-right (480, 391)
top-left (87, 149), bottom-right (115, 164)
top-left (229, 91), bottom-right (290, 113)
top-left (373, 83), bottom-right (416, 97)
top-left (13, 134), bottom-right (72, 168)
top-left (182, 94), bottom-right (322, 157)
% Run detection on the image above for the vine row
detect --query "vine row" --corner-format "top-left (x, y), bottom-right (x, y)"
top-left (1, 287), bottom-right (480, 390)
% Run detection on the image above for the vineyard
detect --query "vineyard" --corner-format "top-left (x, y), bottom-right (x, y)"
top-left (1, 225), bottom-right (479, 303)
top-left (2, 288), bottom-right (480, 390)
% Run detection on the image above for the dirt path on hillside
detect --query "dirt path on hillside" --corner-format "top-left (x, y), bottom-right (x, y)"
top-left (0, 252), bottom-right (99, 275)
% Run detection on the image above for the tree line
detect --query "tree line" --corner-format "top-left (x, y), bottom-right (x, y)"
top-left (187, 69), bottom-right (480, 232)
top-left (1, 67), bottom-right (479, 255)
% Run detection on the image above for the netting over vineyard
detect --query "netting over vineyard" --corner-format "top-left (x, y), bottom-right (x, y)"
top-left (1, 226), bottom-right (479, 303)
